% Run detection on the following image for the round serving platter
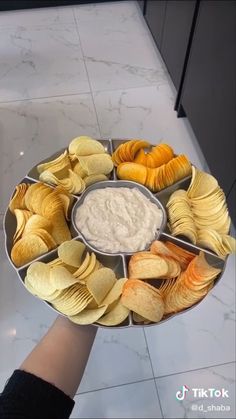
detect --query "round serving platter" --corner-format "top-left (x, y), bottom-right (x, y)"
top-left (3, 139), bottom-right (226, 328)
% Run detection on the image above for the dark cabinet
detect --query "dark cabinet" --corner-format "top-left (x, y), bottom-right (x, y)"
top-left (227, 181), bottom-right (236, 227)
top-left (161, 1), bottom-right (196, 89)
top-left (137, 0), bottom-right (145, 14)
top-left (180, 1), bottom-right (236, 197)
top-left (145, 0), bottom-right (167, 49)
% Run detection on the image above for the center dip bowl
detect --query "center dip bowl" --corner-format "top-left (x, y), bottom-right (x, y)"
top-left (71, 180), bottom-right (167, 255)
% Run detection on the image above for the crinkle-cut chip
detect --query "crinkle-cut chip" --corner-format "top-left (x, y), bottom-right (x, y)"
top-left (121, 279), bottom-right (164, 322)
top-left (78, 253), bottom-right (97, 280)
top-left (68, 136), bottom-right (94, 155)
top-left (129, 255), bottom-right (169, 279)
top-left (37, 150), bottom-right (69, 173)
top-left (23, 214), bottom-right (52, 236)
top-left (117, 162), bottom-right (147, 185)
top-left (73, 162), bottom-right (87, 178)
top-left (50, 212), bottom-right (71, 245)
top-left (86, 267), bottom-right (116, 304)
top-left (69, 305), bottom-right (108, 325)
top-left (100, 278), bottom-right (128, 307)
top-left (50, 266), bottom-right (79, 290)
top-left (26, 262), bottom-right (56, 296)
top-left (84, 174), bottom-right (108, 187)
top-left (96, 299), bottom-right (130, 326)
top-left (9, 183), bottom-right (29, 213)
top-left (13, 209), bottom-right (32, 244)
top-left (79, 154), bottom-right (114, 176)
top-left (74, 138), bottom-right (105, 156)
top-left (58, 240), bottom-right (86, 267)
top-left (11, 234), bottom-right (49, 267)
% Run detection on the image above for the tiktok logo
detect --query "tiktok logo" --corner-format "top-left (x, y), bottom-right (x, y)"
top-left (176, 385), bottom-right (190, 401)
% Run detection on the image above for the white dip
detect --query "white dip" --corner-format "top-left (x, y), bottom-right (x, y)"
top-left (75, 187), bottom-right (163, 253)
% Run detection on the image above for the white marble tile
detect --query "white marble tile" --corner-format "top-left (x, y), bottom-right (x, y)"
top-left (0, 23), bottom-right (89, 101)
top-left (0, 230), bottom-right (56, 391)
top-left (0, 6), bottom-right (75, 28)
top-left (74, 1), bottom-right (167, 91)
top-left (0, 94), bottom-right (100, 214)
top-left (78, 328), bottom-right (153, 393)
top-left (156, 363), bottom-right (235, 418)
top-left (93, 85), bottom-right (207, 169)
top-left (73, 380), bottom-right (162, 418)
top-left (145, 253), bottom-right (235, 377)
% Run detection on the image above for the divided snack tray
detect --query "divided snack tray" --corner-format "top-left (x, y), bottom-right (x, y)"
top-left (3, 139), bottom-right (226, 328)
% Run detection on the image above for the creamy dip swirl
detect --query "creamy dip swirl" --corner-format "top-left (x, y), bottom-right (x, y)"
top-left (75, 187), bottom-right (163, 253)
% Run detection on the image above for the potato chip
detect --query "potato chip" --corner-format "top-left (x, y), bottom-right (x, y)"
top-left (86, 267), bottom-right (116, 304)
top-left (58, 240), bottom-right (86, 267)
top-left (73, 252), bottom-right (91, 277)
top-left (121, 279), bottom-right (164, 322)
top-left (69, 305), bottom-right (108, 325)
top-left (96, 299), bottom-right (129, 326)
top-left (84, 174), bottom-right (108, 187)
top-left (11, 234), bottom-right (49, 267)
top-left (74, 138), bottom-right (105, 156)
top-left (79, 154), bottom-right (114, 176)
top-left (73, 162), bottom-right (87, 178)
top-left (9, 183), bottom-right (29, 213)
top-left (78, 252), bottom-right (97, 280)
top-left (132, 312), bottom-right (150, 324)
top-left (13, 209), bottom-right (32, 244)
top-left (68, 136), bottom-right (94, 155)
top-left (27, 262), bottom-right (56, 296)
top-left (117, 162), bottom-right (147, 185)
top-left (50, 211), bottom-right (72, 245)
top-left (129, 255), bottom-right (169, 279)
top-left (23, 214), bottom-right (52, 236)
top-left (100, 278), bottom-right (127, 306)
top-left (37, 150), bottom-right (70, 175)
top-left (50, 266), bottom-right (80, 289)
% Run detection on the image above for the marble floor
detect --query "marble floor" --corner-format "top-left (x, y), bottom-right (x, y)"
top-left (0, 1), bottom-right (235, 418)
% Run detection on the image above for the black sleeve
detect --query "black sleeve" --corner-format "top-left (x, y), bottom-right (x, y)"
top-left (0, 369), bottom-right (75, 419)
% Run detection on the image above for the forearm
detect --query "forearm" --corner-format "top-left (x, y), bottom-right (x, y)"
top-left (20, 316), bottom-right (97, 398)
